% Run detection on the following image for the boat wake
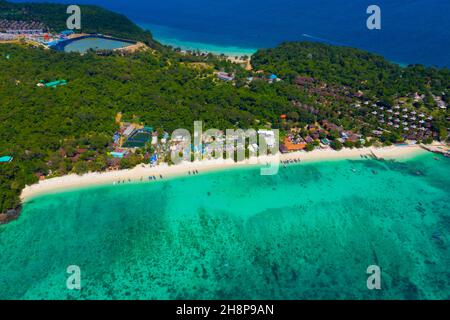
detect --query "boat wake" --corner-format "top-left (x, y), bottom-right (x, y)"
top-left (301, 33), bottom-right (346, 46)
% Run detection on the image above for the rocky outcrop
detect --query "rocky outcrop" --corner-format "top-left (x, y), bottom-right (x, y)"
top-left (0, 207), bottom-right (21, 224)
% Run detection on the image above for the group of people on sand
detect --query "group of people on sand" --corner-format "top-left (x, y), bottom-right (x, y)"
top-left (115, 178), bottom-right (132, 185)
top-left (113, 175), bottom-right (165, 185)
top-left (281, 159), bottom-right (301, 165)
top-left (111, 169), bottom-right (203, 185)
top-left (149, 175), bottom-right (164, 180)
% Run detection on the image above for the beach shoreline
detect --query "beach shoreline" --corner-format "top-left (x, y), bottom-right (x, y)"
top-left (20, 145), bottom-right (426, 202)
top-left (137, 22), bottom-right (257, 59)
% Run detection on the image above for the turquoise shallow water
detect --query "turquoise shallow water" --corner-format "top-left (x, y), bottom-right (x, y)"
top-left (137, 22), bottom-right (258, 57)
top-left (0, 152), bottom-right (449, 300)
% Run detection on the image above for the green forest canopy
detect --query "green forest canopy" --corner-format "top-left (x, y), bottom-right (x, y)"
top-left (252, 42), bottom-right (450, 100)
top-left (0, 1), bottom-right (449, 217)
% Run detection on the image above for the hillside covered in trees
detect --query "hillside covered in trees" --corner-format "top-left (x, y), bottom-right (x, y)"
top-left (252, 42), bottom-right (450, 104)
top-left (0, 0), bottom-right (157, 47)
top-left (0, 44), bottom-right (295, 216)
top-left (251, 41), bottom-right (449, 143)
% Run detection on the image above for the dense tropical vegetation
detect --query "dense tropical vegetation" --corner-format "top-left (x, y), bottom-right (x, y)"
top-left (0, 2), bottom-right (448, 220)
top-left (0, 44), bottom-right (291, 215)
top-left (252, 42), bottom-right (449, 143)
top-left (252, 42), bottom-right (450, 100)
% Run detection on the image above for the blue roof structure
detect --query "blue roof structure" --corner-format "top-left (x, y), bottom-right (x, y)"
top-left (0, 156), bottom-right (13, 163)
top-left (113, 133), bottom-right (121, 143)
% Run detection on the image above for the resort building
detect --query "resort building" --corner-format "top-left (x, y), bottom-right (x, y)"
top-left (151, 133), bottom-right (158, 145)
top-left (367, 99), bottom-right (436, 141)
top-left (0, 156), bottom-right (13, 163)
top-left (0, 33), bottom-right (17, 41)
top-left (321, 120), bottom-right (343, 133)
top-left (0, 19), bottom-right (46, 34)
top-left (112, 133), bottom-right (121, 144)
top-left (320, 138), bottom-right (331, 146)
top-left (304, 136), bottom-right (314, 144)
top-left (217, 72), bottom-right (235, 81)
top-left (280, 136), bottom-right (307, 153)
top-left (268, 74), bottom-right (281, 84)
top-left (150, 154), bottom-right (158, 166)
top-left (123, 124), bottom-right (136, 137)
top-left (258, 130), bottom-right (276, 148)
top-left (60, 30), bottom-right (75, 37)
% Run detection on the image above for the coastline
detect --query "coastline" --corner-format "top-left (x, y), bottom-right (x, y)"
top-left (138, 22), bottom-right (257, 58)
top-left (138, 23), bottom-right (414, 67)
top-left (20, 145), bottom-right (426, 202)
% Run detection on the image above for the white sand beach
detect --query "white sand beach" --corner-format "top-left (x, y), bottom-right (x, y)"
top-left (21, 145), bottom-right (426, 201)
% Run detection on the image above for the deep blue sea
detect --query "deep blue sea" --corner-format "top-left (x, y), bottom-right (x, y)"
top-left (11, 0), bottom-right (450, 65)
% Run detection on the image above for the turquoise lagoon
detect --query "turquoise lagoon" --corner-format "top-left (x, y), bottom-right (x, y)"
top-left (0, 152), bottom-right (449, 299)
top-left (60, 37), bottom-right (134, 54)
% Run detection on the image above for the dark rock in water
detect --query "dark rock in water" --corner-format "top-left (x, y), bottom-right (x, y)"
top-left (201, 264), bottom-right (208, 279)
top-left (291, 269), bottom-right (298, 282)
top-left (207, 192), bottom-right (211, 196)
top-left (403, 281), bottom-right (421, 300)
top-left (432, 230), bottom-right (441, 241)
top-left (271, 263), bottom-right (279, 281)
top-left (432, 234), bottom-right (440, 241)
top-left (0, 206), bottom-right (21, 224)
top-left (6, 209), bottom-right (17, 216)
top-left (416, 206), bottom-right (426, 214)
